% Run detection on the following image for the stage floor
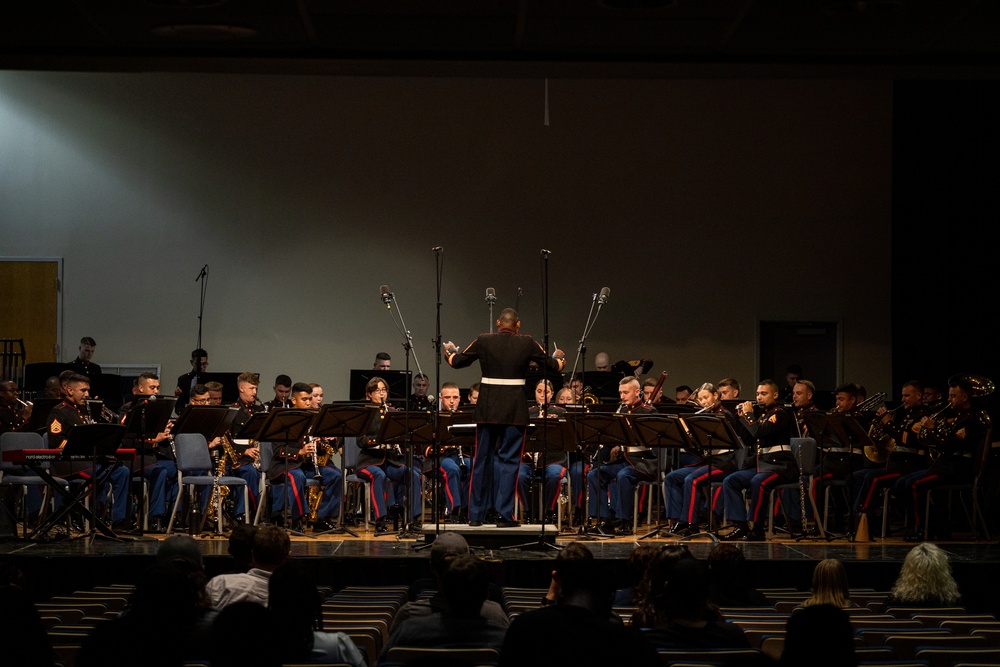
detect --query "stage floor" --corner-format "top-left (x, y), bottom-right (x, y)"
top-left (4, 524), bottom-right (999, 612)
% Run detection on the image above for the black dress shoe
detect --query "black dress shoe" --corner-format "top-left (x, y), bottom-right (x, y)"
top-left (904, 530), bottom-right (925, 542)
top-left (374, 517), bottom-right (391, 533)
top-left (721, 527), bottom-right (749, 541)
top-left (741, 527), bottom-right (766, 542)
top-left (313, 518), bottom-right (335, 532)
top-left (469, 520), bottom-right (483, 527)
top-left (617, 524), bottom-right (635, 536)
top-left (669, 522), bottom-right (692, 536)
top-left (497, 519), bottom-right (520, 528)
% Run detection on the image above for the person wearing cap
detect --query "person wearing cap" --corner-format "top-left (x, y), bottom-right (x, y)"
top-left (443, 308), bottom-right (565, 528)
top-left (391, 532), bottom-right (507, 632)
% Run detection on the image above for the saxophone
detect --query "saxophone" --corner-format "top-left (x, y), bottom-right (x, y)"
top-left (306, 436), bottom-right (334, 522)
top-left (204, 434), bottom-right (241, 528)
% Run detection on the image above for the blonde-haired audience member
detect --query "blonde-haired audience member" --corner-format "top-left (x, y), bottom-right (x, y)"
top-left (802, 558), bottom-right (854, 608)
top-left (886, 542), bottom-right (961, 607)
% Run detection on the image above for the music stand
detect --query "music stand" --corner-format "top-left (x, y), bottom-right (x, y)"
top-left (254, 408), bottom-right (316, 538)
top-left (564, 412), bottom-right (636, 539)
top-left (627, 415), bottom-right (698, 540)
top-left (676, 415), bottom-right (743, 542)
top-left (23, 398), bottom-right (61, 433)
top-left (123, 396), bottom-right (176, 538)
top-left (375, 410), bottom-right (436, 538)
top-left (171, 405), bottom-right (239, 535)
top-left (503, 418), bottom-right (577, 551)
top-left (309, 404), bottom-right (377, 537)
top-left (429, 410), bottom-right (475, 525)
top-left (63, 423), bottom-right (128, 543)
top-left (802, 412), bottom-right (874, 541)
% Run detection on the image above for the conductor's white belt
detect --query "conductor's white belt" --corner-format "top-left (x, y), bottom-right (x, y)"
top-left (480, 378), bottom-right (525, 386)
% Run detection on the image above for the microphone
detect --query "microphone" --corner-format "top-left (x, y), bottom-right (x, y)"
top-left (380, 285), bottom-right (392, 308)
top-left (597, 287), bottom-right (610, 305)
top-left (431, 246), bottom-right (443, 252)
top-left (540, 249), bottom-right (552, 257)
top-left (485, 287), bottom-right (496, 304)
top-left (195, 264), bottom-right (208, 282)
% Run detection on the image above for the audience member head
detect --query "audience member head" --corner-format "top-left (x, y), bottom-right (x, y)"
top-left (549, 541), bottom-right (613, 614)
top-left (634, 544), bottom-right (694, 621)
top-left (625, 544), bottom-right (661, 589)
top-left (890, 542), bottom-right (961, 606)
top-left (211, 602), bottom-right (280, 667)
top-left (707, 543), bottom-right (749, 586)
top-left (251, 525), bottom-right (291, 572)
top-left (441, 554), bottom-right (490, 616)
top-left (804, 558), bottom-right (851, 608)
top-left (228, 525), bottom-right (258, 573)
top-left (430, 532), bottom-right (470, 583)
top-left (268, 562), bottom-right (321, 661)
top-left (157, 535), bottom-right (203, 570)
top-left (129, 561), bottom-right (209, 623)
top-left (781, 604), bottom-right (857, 667)
top-left (649, 556), bottom-right (712, 624)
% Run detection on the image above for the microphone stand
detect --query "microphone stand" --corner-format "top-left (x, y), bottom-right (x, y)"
top-left (382, 287), bottom-right (423, 539)
top-left (195, 264), bottom-right (208, 350)
top-left (431, 247), bottom-right (444, 539)
top-left (569, 289), bottom-right (610, 539)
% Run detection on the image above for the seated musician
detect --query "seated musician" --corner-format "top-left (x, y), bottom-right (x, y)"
top-left (48, 373), bottom-right (131, 530)
top-left (778, 380), bottom-right (821, 533)
top-left (1, 379), bottom-right (44, 523)
top-left (424, 382), bottom-right (471, 523)
top-left (309, 383), bottom-right (324, 408)
top-left (118, 372), bottom-right (176, 532)
top-left (516, 379), bottom-right (568, 524)
top-left (664, 383), bottom-right (741, 536)
top-left (228, 372), bottom-right (265, 523)
top-left (357, 376), bottom-right (422, 532)
top-left (815, 382), bottom-right (869, 532)
top-left (409, 373), bottom-right (433, 411)
top-left (846, 381), bottom-right (928, 536)
top-left (897, 377), bottom-right (987, 541)
top-left (586, 376), bottom-right (658, 536)
top-left (269, 383), bottom-right (343, 532)
top-left (720, 380), bottom-right (798, 542)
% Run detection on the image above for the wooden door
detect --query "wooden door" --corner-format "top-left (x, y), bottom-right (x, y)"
top-left (0, 259), bottom-right (61, 363)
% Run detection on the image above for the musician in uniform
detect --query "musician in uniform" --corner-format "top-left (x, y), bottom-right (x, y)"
top-left (119, 372), bottom-right (175, 532)
top-left (718, 378), bottom-right (741, 401)
top-left (720, 379), bottom-right (798, 542)
top-left (373, 352), bottom-right (392, 371)
top-left (48, 373), bottom-right (131, 529)
top-left (424, 382), bottom-right (471, 523)
top-left (897, 378), bottom-right (988, 541)
top-left (779, 379), bottom-right (821, 532)
top-left (228, 372), bottom-right (264, 522)
top-left (409, 374), bottom-right (433, 411)
top-left (288, 382), bottom-right (343, 531)
top-left (1, 379), bottom-right (44, 522)
top-left (67, 337), bottom-right (101, 384)
top-left (814, 382), bottom-right (869, 532)
top-left (664, 383), bottom-right (740, 536)
top-left (846, 381), bottom-right (928, 536)
top-left (0, 380), bottom-right (32, 434)
top-left (264, 374), bottom-right (292, 411)
top-left (174, 348), bottom-right (208, 411)
top-left (517, 379), bottom-right (568, 524)
top-left (586, 376), bottom-right (657, 536)
top-left (309, 383), bottom-right (324, 409)
top-left (357, 376), bottom-right (423, 532)
top-left (205, 381), bottom-right (225, 406)
top-left (443, 308), bottom-right (565, 528)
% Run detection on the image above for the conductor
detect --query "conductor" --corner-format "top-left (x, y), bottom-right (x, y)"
top-left (443, 308), bottom-right (565, 527)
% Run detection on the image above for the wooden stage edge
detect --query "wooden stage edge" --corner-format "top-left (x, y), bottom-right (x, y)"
top-left (2, 523), bottom-right (999, 614)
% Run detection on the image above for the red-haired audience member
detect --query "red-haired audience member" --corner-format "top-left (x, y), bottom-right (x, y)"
top-left (886, 542), bottom-right (961, 607)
